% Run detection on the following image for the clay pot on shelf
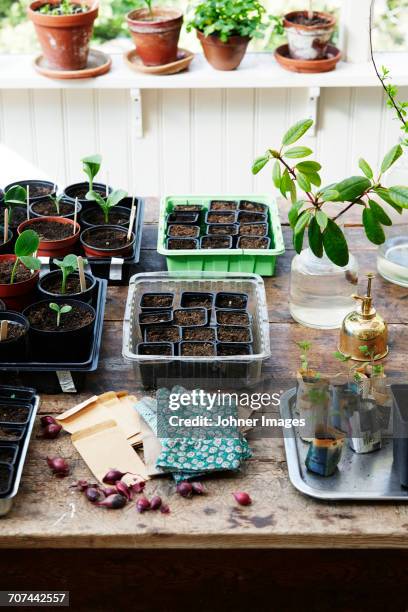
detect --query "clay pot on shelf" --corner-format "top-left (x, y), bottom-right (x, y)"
top-left (17, 217), bottom-right (80, 258)
top-left (30, 197), bottom-right (82, 220)
top-left (283, 11), bottom-right (336, 61)
top-left (0, 254), bottom-right (40, 311)
top-left (27, 0), bottom-right (99, 71)
top-left (197, 31), bottom-right (250, 71)
top-left (80, 225), bottom-right (135, 258)
top-left (127, 8), bottom-right (183, 66)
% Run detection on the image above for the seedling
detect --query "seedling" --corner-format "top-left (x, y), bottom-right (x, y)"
top-left (187, 0), bottom-right (267, 43)
top-left (81, 154), bottom-right (102, 196)
top-left (86, 189), bottom-right (127, 224)
top-left (333, 347), bottom-right (384, 386)
top-left (296, 340), bottom-right (320, 380)
top-left (53, 254), bottom-right (88, 294)
top-left (49, 193), bottom-right (64, 216)
top-left (10, 230), bottom-right (41, 285)
top-left (49, 303), bottom-right (72, 327)
top-left (4, 186), bottom-right (27, 224)
top-left (39, 0), bottom-right (87, 16)
top-left (144, 0), bottom-right (153, 18)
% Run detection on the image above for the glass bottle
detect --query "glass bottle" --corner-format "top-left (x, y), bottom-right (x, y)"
top-left (289, 247), bottom-right (359, 329)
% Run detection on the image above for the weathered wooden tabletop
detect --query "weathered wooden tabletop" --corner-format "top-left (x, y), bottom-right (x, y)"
top-left (2, 198), bottom-right (408, 550)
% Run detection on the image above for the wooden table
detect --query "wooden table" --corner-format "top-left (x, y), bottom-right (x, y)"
top-left (2, 199), bottom-right (408, 610)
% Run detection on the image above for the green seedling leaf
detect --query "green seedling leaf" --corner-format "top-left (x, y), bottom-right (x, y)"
top-left (332, 176), bottom-right (371, 202)
top-left (272, 161), bottom-right (281, 188)
top-left (82, 154), bottom-right (102, 182)
top-left (49, 302), bottom-right (73, 327)
top-left (381, 144), bottom-right (403, 174)
top-left (363, 208), bottom-right (386, 245)
top-left (282, 119), bottom-right (313, 146)
top-left (284, 146), bottom-right (313, 159)
top-left (14, 230), bottom-right (39, 257)
top-left (374, 187), bottom-right (403, 214)
top-left (107, 189), bottom-right (127, 208)
top-left (333, 351), bottom-right (351, 362)
top-left (296, 341), bottom-right (311, 352)
top-left (49, 303), bottom-right (60, 314)
top-left (296, 171), bottom-right (311, 193)
top-left (322, 219), bottom-right (349, 267)
top-left (60, 305), bottom-right (73, 315)
top-left (316, 210), bottom-right (328, 230)
top-left (296, 161), bottom-right (322, 174)
top-left (252, 154), bottom-right (270, 175)
top-left (358, 158), bottom-right (373, 179)
top-left (54, 253), bottom-right (82, 293)
top-left (288, 200), bottom-right (305, 229)
top-left (308, 216), bottom-right (323, 258)
top-left (4, 185), bottom-right (27, 206)
top-left (19, 256), bottom-right (41, 271)
top-left (389, 186), bottom-right (408, 208)
top-left (368, 200), bottom-right (392, 226)
top-left (86, 190), bottom-right (105, 205)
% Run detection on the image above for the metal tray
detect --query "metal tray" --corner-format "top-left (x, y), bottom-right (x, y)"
top-left (0, 393), bottom-right (39, 516)
top-left (280, 388), bottom-right (408, 501)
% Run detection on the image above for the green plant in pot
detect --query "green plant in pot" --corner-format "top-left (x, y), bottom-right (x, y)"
top-left (252, 118), bottom-right (408, 329)
top-left (187, 0), bottom-right (266, 71)
top-left (49, 302), bottom-right (72, 327)
top-left (28, 0), bottom-right (99, 72)
top-left (127, 0), bottom-right (184, 67)
top-left (4, 186), bottom-right (27, 228)
top-left (86, 189), bottom-right (128, 224)
top-left (82, 154), bottom-right (102, 197)
top-left (0, 230), bottom-right (41, 309)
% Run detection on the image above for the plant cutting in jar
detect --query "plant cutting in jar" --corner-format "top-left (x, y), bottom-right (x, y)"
top-left (86, 189), bottom-right (128, 224)
top-left (82, 154), bottom-right (102, 197)
top-left (186, 0), bottom-right (267, 70)
top-left (49, 303), bottom-right (72, 327)
top-left (9, 230), bottom-right (41, 285)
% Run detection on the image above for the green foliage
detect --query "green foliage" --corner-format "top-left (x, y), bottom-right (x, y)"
top-left (282, 119), bottom-right (313, 146)
top-left (81, 154), bottom-right (102, 194)
top-left (86, 188), bottom-right (127, 224)
top-left (186, 0), bottom-right (267, 42)
top-left (39, 0), bottom-right (88, 15)
top-left (10, 230), bottom-right (41, 284)
top-left (54, 254), bottom-right (87, 294)
top-left (49, 302), bottom-right (72, 327)
top-left (4, 186), bottom-right (26, 223)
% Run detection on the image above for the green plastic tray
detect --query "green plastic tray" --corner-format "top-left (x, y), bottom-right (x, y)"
top-left (157, 195), bottom-right (285, 276)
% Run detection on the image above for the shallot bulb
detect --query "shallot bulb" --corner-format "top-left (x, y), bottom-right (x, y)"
top-left (102, 469), bottom-right (135, 485)
top-left (46, 456), bottom-right (69, 477)
top-left (136, 497), bottom-right (151, 513)
top-left (233, 492), bottom-right (252, 506)
top-left (97, 494), bottom-right (127, 509)
top-left (150, 495), bottom-right (162, 510)
top-left (41, 415), bottom-right (57, 427)
top-left (176, 482), bottom-right (193, 498)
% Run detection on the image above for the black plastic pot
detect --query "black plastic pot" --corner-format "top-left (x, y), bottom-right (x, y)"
top-left (4, 207), bottom-right (27, 235)
top-left (144, 325), bottom-right (181, 344)
top-left (139, 309), bottom-right (173, 336)
top-left (239, 222), bottom-right (268, 237)
top-left (166, 212), bottom-right (200, 225)
top-left (239, 200), bottom-right (267, 213)
top-left (80, 205), bottom-right (131, 228)
top-left (179, 341), bottom-right (217, 379)
top-left (29, 197), bottom-right (81, 220)
top-left (37, 270), bottom-right (97, 304)
top-left (391, 384), bottom-right (408, 487)
top-left (140, 292), bottom-right (174, 310)
top-left (0, 401), bottom-right (32, 427)
top-left (0, 300), bottom-right (5, 311)
top-left (0, 443), bottom-right (18, 465)
top-left (137, 342), bottom-right (176, 388)
top-left (215, 292), bottom-right (248, 310)
top-left (207, 223), bottom-right (239, 237)
top-left (0, 425), bottom-right (24, 443)
top-left (237, 236), bottom-right (271, 249)
top-left (167, 238), bottom-right (199, 250)
top-left (23, 298), bottom-right (96, 362)
top-left (4, 180), bottom-right (56, 203)
top-left (0, 228), bottom-right (13, 255)
top-left (217, 343), bottom-right (253, 356)
top-left (181, 326), bottom-right (216, 341)
top-left (238, 210), bottom-right (267, 223)
top-left (216, 325), bottom-right (253, 344)
top-left (216, 342), bottom-right (253, 380)
top-left (0, 311), bottom-right (29, 361)
top-left (209, 200), bottom-right (238, 211)
top-left (0, 463), bottom-right (13, 495)
top-left (201, 236), bottom-right (233, 249)
top-left (216, 309), bottom-right (252, 327)
top-left (63, 182), bottom-right (112, 207)
top-left (180, 292), bottom-right (215, 310)
top-left (205, 211), bottom-right (238, 225)
top-left (167, 224), bottom-right (200, 239)
top-left (174, 307), bottom-right (209, 327)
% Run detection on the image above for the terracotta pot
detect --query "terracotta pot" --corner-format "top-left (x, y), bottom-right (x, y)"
top-left (80, 225), bottom-right (135, 258)
top-left (197, 31), bottom-right (250, 71)
top-left (127, 8), bottom-right (183, 66)
top-left (0, 254), bottom-right (40, 311)
top-left (27, 0), bottom-right (99, 71)
top-left (18, 216), bottom-right (80, 258)
top-left (283, 11), bottom-right (336, 61)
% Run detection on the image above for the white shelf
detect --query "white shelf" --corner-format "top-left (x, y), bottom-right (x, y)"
top-left (0, 52), bottom-right (407, 90)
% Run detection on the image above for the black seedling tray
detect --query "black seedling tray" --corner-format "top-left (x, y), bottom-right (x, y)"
top-left (0, 279), bottom-right (107, 394)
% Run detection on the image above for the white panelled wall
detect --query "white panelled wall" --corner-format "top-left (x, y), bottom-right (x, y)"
top-left (1, 86), bottom-right (408, 196)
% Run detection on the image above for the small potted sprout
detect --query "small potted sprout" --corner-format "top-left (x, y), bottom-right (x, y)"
top-left (4, 180), bottom-right (56, 204)
top-left (38, 254), bottom-right (96, 303)
top-left (0, 310), bottom-right (30, 361)
top-left (64, 154), bottom-right (112, 206)
top-left (3, 186), bottom-right (28, 235)
top-left (0, 230), bottom-right (41, 310)
top-left (23, 298), bottom-right (96, 361)
top-left (30, 193), bottom-right (82, 220)
top-left (81, 188), bottom-right (131, 227)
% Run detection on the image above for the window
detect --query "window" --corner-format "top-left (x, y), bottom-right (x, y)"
top-left (372, 0), bottom-right (408, 51)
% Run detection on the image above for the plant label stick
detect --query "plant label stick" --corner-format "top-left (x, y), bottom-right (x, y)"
top-left (77, 256), bottom-right (87, 292)
top-left (26, 184), bottom-right (30, 220)
top-left (127, 198), bottom-right (136, 241)
top-left (308, 0), bottom-right (313, 20)
top-left (105, 171), bottom-right (109, 198)
top-left (73, 197), bottom-right (78, 234)
top-left (3, 208), bottom-right (8, 244)
top-left (0, 320), bottom-right (8, 342)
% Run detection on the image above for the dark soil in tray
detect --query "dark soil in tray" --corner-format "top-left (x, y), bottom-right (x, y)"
top-left (182, 327), bottom-right (216, 341)
top-left (201, 236), bottom-right (231, 249)
top-left (84, 208), bottom-right (130, 226)
top-left (29, 221), bottom-right (74, 241)
top-left (0, 427), bottom-right (21, 441)
top-left (180, 342), bottom-right (215, 357)
top-left (8, 207), bottom-right (26, 229)
top-left (216, 293), bottom-right (247, 309)
top-left (210, 201), bottom-right (238, 211)
top-left (0, 404), bottom-right (29, 424)
top-left (207, 224), bottom-right (238, 236)
top-left (85, 228), bottom-right (128, 249)
top-left (239, 223), bottom-right (268, 236)
top-left (168, 225), bottom-right (200, 238)
top-left (0, 260), bottom-right (32, 284)
top-left (145, 326), bottom-right (180, 342)
top-left (174, 309), bottom-right (207, 326)
top-left (239, 236), bottom-right (270, 249)
top-left (217, 326), bottom-right (251, 343)
top-left (181, 293), bottom-right (214, 309)
top-left (217, 311), bottom-right (250, 326)
top-left (0, 322), bottom-right (26, 342)
top-left (138, 343), bottom-right (173, 356)
top-left (287, 13), bottom-right (330, 26)
top-left (168, 238), bottom-right (197, 250)
top-left (238, 211), bottom-right (266, 223)
top-left (27, 302), bottom-right (94, 332)
top-left (206, 212), bottom-right (236, 224)
top-left (140, 311), bottom-right (172, 325)
top-left (31, 200), bottom-right (73, 217)
top-left (0, 446), bottom-right (16, 463)
top-left (0, 464), bottom-right (11, 493)
top-left (239, 201), bottom-right (267, 213)
top-left (41, 275), bottom-right (92, 295)
top-left (141, 294), bottom-right (173, 309)
top-left (217, 344), bottom-right (251, 356)
top-left (173, 205), bottom-right (203, 212)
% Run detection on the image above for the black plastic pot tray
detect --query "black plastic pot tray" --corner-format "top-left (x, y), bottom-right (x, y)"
top-left (0, 279), bottom-right (107, 394)
top-left (48, 197), bottom-right (145, 286)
